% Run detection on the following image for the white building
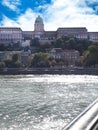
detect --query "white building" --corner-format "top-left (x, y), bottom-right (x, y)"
top-left (57, 27), bottom-right (88, 39)
top-left (0, 16), bottom-right (98, 46)
top-left (0, 27), bottom-right (23, 45)
top-left (23, 16), bottom-right (98, 42)
top-left (88, 32), bottom-right (98, 41)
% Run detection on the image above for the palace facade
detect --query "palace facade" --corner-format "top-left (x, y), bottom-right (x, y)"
top-left (0, 15), bottom-right (98, 45)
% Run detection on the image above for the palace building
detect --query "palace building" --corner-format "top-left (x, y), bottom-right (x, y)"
top-left (0, 27), bottom-right (23, 45)
top-left (0, 15), bottom-right (98, 45)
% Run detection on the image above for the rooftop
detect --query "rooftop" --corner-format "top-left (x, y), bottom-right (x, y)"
top-left (35, 15), bottom-right (43, 23)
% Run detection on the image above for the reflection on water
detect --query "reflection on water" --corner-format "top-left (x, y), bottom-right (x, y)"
top-left (0, 75), bottom-right (98, 130)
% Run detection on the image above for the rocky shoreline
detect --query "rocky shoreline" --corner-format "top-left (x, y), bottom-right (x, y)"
top-left (0, 67), bottom-right (98, 75)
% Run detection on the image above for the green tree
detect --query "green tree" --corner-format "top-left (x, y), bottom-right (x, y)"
top-left (0, 44), bottom-right (5, 51)
top-left (50, 60), bottom-right (56, 67)
top-left (4, 54), bottom-right (22, 68)
top-left (30, 38), bottom-right (40, 47)
top-left (4, 59), bottom-right (13, 68)
top-left (83, 45), bottom-right (98, 67)
top-left (0, 62), bottom-right (5, 68)
top-left (39, 42), bottom-right (52, 52)
top-left (31, 52), bottom-right (50, 67)
top-left (54, 38), bottom-right (64, 48)
top-left (65, 38), bottom-right (76, 49)
top-left (14, 61), bottom-right (23, 68)
top-left (12, 54), bottom-right (19, 63)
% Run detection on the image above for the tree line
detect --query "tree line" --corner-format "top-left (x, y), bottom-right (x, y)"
top-left (0, 36), bottom-right (98, 68)
top-left (30, 36), bottom-right (98, 67)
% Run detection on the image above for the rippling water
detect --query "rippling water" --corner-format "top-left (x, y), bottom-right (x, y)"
top-left (0, 75), bottom-right (98, 130)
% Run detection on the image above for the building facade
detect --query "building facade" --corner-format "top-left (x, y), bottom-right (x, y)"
top-left (49, 48), bottom-right (80, 65)
top-left (0, 15), bottom-right (98, 46)
top-left (57, 27), bottom-right (88, 39)
top-left (0, 27), bottom-right (23, 45)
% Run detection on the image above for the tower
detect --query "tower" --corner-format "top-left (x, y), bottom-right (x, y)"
top-left (34, 15), bottom-right (44, 32)
top-left (34, 15), bottom-right (44, 39)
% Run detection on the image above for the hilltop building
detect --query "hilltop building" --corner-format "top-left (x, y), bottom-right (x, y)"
top-left (0, 27), bottom-right (23, 45)
top-left (0, 15), bottom-right (98, 46)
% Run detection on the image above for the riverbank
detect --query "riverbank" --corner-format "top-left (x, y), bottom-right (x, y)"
top-left (0, 67), bottom-right (98, 75)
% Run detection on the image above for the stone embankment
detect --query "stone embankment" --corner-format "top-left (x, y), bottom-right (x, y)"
top-left (0, 67), bottom-right (98, 75)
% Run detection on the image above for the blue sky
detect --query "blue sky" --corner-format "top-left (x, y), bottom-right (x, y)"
top-left (0, 0), bottom-right (98, 31)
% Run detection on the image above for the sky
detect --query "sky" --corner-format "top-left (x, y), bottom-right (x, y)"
top-left (0, 0), bottom-right (98, 31)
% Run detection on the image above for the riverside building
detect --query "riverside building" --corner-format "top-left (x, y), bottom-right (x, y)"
top-left (0, 15), bottom-right (98, 45)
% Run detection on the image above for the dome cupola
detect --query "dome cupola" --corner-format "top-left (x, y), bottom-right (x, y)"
top-left (35, 15), bottom-right (43, 23)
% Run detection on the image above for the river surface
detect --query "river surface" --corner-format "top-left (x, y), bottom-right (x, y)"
top-left (0, 75), bottom-right (98, 130)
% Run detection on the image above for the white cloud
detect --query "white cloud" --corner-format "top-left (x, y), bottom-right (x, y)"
top-left (2, 0), bottom-right (20, 11)
top-left (1, 0), bottom-right (98, 32)
top-left (0, 9), bottom-right (38, 31)
top-left (0, 15), bottom-right (19, 27)
top-left (43, 0), bottom-right (98, 31)
top-left (16, 9), bottom-right (37, 30)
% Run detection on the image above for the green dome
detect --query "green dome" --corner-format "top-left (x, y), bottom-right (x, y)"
top-left (35, 15), bottom-right (43, 23)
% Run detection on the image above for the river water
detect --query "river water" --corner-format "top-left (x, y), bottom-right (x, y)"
top-left (0, 75), bottom-right (98, 130)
